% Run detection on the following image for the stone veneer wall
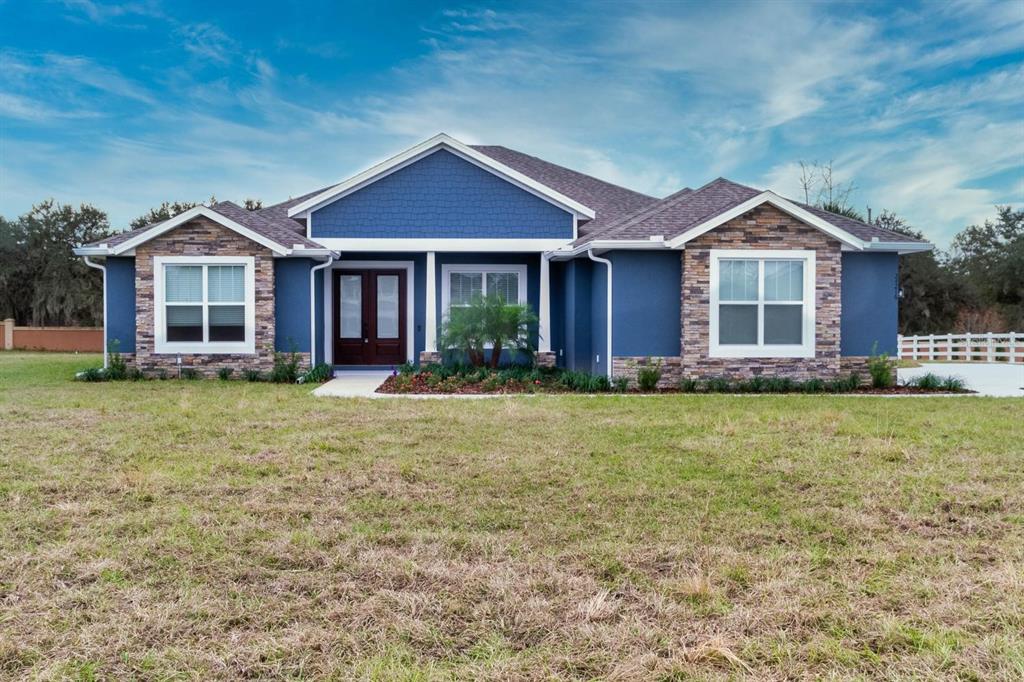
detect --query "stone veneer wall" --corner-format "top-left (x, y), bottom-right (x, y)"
top-left (680, 205), bottom-right (843, 380)
top-left (611, 356), bottom-right (683, 388)
top-left (131, 217), bottom-right (280, 377)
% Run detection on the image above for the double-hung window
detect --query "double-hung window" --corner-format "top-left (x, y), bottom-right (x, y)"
top-left (709, 249), bottom-right (815, 358)
top-left (154, 256), bottom-right (256, 354)
top-left (441, 264), bottom-right (528, 320)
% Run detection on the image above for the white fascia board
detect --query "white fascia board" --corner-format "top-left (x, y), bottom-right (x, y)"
top-left (110, 206), bottom-right (290, 256)
top-left (73, 246), bottom-right (112, 256)
top-left (665, 192), bottom-right (868, 250)
top-left (313, 237), bottom-right (570, 252)
top-left (286, 133), bottom-right (596, 220)
top-left (546, 239), bottom-right (672, 260)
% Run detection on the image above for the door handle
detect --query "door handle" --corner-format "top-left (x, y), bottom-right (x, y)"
top-left (364, 338), bottom-right (368, 343)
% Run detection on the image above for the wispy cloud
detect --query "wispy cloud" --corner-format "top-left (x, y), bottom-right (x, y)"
top-left (3, 0), bottom-right (1021, 246)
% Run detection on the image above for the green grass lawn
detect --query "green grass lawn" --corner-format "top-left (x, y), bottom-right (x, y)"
top-left (1, 353), bottom-right (1022, 680)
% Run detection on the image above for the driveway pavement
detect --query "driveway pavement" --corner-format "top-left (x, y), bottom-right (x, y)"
top-left (898, 362), bottom-right (1024, 397)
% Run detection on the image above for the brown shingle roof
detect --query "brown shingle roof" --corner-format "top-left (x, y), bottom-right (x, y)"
top-left (470, 145), bottom-right (659, 235)
top-left (575, 177), bottom-right (929, 246)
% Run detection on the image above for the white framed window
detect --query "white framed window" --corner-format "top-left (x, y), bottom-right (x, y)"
top-left (709, 249), bottom-right (816, 358)
top-left (153, 256), bottom-right (256, 354)
top-left (440, 263), bottom-right (528, 319)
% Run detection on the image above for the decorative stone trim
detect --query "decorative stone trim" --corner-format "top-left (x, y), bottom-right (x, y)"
top-left (680, 204), bottom-right (843, 380)
top-left (612, 356), bottom-right (683, 388)
top-left (133, 217), bottom-right (276, 376)
top-left (535, 351), bottom-right (557, 368)
top-left (418, 350), bottom-right (443, 365)
top-left (839, 355), bottom-right (893, 385)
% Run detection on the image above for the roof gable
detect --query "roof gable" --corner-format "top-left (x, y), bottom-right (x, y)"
top-left (307, 149), bottom-right (576, 240)
top-left (287, 133), bottom-right (596, 220)
top-left (74, 204), bottom-right (333, 257)
top-left (571, 177), bottom-right (931, 253)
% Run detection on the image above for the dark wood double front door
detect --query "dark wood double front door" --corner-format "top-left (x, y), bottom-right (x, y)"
top-left (332, 269), bottom-right (407, 365)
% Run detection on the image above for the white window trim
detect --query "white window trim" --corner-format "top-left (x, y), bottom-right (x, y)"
top-left (440, 263), bottom-right (528, 320)
top-left (153, 255), bottom-right (257, 355)
top-left (709, 249), bottom-right (816, 359)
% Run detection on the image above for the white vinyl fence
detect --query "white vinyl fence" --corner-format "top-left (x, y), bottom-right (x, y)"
top-left (897, 332), bottom-right (1023, 363)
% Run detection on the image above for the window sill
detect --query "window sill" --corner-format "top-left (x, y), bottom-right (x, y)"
top-left (709, 344), bottom-right (814, 359)
top-left (154, 342), bottom-right (256, 355)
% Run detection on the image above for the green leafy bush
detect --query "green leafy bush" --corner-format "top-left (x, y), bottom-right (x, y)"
top-left (299, 363), bottom-right (333, 384)
top-left (941, 375), bottom-right (966, 391)
top-left (868, 343), bottom-right (894, 388)
top-left (903, 373), bottom-right (965, 391)
top-left (269, 351), bottom-right (300, 383)
top-left (397, 362), bottom-right (416, 376)
top-left (559, 370), bottom-right (610, 393)
top-left (76, 367), bottom-right (108, 382)
top-left (217, 367), bottom-right (234, 381)
top-left (243, 369), bottom-right (262, 382)
top-left (180, 368), bottom-right (200, 380)
top-left (106, 340), bottom-right (128, 380)
top-left (705, 377), bottom-right (733, 393)
top-left (678, 378), bottom-right (699, 393)
top-left (127, 368), bottom-right (145, 381)
top-left (635, 359), bottom-right (663, 392)
top-left (612, 376), bottom-right (629, 393)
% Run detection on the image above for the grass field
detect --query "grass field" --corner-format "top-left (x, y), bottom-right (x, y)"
top-left (1, 353), bottom-right (1022, 680)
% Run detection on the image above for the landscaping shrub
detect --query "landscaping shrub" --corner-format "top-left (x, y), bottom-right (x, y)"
top-left (397, 362), bottom-right (416, 376)
top-left (217, 367), bottom-right (234, 381)
top-left (106, 341), bottom-right (128, 380)
top-left (705, 377), bottom-right (733, 393)
top-left (678, 378), bottom-right (699, 393)
top-left (802, 378), bottom-right (826, 393)
top-left (559, 370), bottom-right (610, 393)
top-left (438, 293), bottom-right (538, 367)
top-left (612, 376), bottom-right (629, 393)
top-left (941, 375), bottom-right (966, 391)
top-left (180, 368), bottom-right (199, 380)
top-left (76, 367), bottom-right (107, 382)
top-left (269, 351), bottom-right (300, 383)
top-left (243, 369), bottom-right (263, 382)
top-left (868, 343), bottom-right (895, 388)
top-left (127, 368), bottom-right (145, 381)
top-left (635, 359), bottom-right (662, 391)
top-left (299, 363), bottom-right (332, 384)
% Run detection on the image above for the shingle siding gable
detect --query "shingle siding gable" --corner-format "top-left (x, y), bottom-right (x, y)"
top-left (309, 149), bottom-right (574, 240)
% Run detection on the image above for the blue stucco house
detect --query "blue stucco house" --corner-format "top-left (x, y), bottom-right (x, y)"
top-left (74, 133), bottom-right (931, 384)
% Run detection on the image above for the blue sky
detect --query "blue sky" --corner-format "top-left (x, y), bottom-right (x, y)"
top-left (1, 0), bottom-right (1022, 246)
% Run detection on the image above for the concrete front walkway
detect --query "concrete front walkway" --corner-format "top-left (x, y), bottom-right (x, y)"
top-left (312, 370), bottom-right (391, 397)
top-left (898, 362), bottom-right (1024, 397)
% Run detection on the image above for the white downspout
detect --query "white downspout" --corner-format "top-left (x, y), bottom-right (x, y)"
top-left (587, 249), bottom-right (612, 379)
top-left (83, 256), bottom-right (108, 369)
top-left (309, 255), bottom-right (335, 368)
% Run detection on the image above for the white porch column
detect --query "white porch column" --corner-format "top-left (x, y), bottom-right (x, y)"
top-left (425, 251), bottom-right (437, 352)
top-left (538, 253), bottom-right (551, 353)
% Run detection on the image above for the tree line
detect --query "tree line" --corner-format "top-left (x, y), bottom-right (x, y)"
top-left (0, 198), bottom-right (261, 327)
top-left (0, 192), bottom-right (1020, 333)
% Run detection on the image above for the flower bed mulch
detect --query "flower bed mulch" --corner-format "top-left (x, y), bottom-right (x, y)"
top-left (376, 374), bottom-right (974, 396)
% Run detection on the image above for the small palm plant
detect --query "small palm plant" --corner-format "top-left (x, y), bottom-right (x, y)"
top-left (439, 293), bottom-right (539, 368)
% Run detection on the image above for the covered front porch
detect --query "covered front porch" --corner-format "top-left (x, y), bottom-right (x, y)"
top-left (313, 249), bottom-right (556, 369)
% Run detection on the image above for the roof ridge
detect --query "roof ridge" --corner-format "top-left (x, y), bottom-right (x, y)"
top-left (470, 145), bottom-right (657, 201)
top-left (584, 187), bottom-right (696, 241)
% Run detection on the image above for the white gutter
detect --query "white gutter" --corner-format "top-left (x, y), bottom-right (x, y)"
top-left (82, 257), bottom-right (108, 368)
top-left (549, 237), bottom-right (669, 260)
top-left (587, 249), bottom-right (613, 379)
top-left (309, 254), bottom-right (335, 368)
